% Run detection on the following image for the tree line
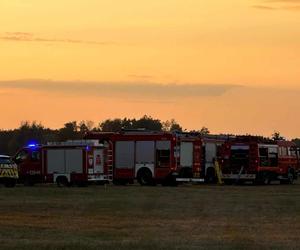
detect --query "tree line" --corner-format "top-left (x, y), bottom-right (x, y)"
top-left (1, 115), bottom-right (299, 156)
top-left (0, 115), bottom-right (209, 155)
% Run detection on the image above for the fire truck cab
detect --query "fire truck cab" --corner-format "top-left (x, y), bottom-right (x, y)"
top-left (220, 137), bottom-right (298, 184)
top-left (14, 140), bottom-right (110, 186)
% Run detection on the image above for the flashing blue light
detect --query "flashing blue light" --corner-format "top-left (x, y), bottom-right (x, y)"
top-left (27, 140), bottom-right (39, 148)
top-left (86, 146), bottom-right (90, 151)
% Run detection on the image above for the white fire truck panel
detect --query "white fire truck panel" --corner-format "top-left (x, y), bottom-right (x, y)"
top-left (205, 142), bottom-right (217, 169)
top-left (180, 142), bottom-right (193, 167)
top-left (115, 141), bottom-right (135, 169)
top-left (93, 149), bottom-right (104, 174)
top-left (136, 141), bottom-right (155, 164)
top-left (65, 149), bottom-right (83, 174)
top-left (47, 149), bottom-right (65, 173)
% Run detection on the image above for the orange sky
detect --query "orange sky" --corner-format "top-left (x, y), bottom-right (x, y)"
top-left (0, 0), bottom-right (300, 138)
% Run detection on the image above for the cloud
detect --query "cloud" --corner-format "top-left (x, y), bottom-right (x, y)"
top-left (128, 74), bottom-right (154, 79)
top-left (253, 0), bottom-right (300, 10)
top-left (0, 32), bottom-right (114, 45)
top-left (252, 5), bottom-right (276, 9)
top-left (0, 79), bottom-right (241, 100)
top-left (267, 0), bottom-right (300, 2)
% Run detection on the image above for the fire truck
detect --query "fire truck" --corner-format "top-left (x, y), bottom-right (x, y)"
top-left (85, 130), bottom-right (204, 185)
top-left (220, 136), bottom-right (298, 184)
top-left (14, 140), bottom-right (111, 186)
top-left (86, 131), bottom-right (177, 185)
top-left (174, 132), bottom-right (203, 182)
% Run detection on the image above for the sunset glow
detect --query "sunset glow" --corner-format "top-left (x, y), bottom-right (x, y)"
top-left (1, 0), bottom-right (300, 137)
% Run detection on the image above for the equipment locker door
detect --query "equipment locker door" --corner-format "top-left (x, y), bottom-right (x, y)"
top-left (135, 141), bottom-right (155, 177)
top-left (47, 149), bottom-right (65, 173)
top-left (205, 142), bottom-right (217, 171)
top-left (180, 142), bottom-right (193, 168)
top-left (94, 149), bottom-right (104, 174)
top-left (65, 149), bottom-right (83, 174)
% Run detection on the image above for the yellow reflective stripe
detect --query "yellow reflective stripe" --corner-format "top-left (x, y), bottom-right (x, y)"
top-left (0, 167), bottom-right (19, 178)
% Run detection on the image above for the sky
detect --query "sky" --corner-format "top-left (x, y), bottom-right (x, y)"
top-left (0, 0), bottom-right (300, 138)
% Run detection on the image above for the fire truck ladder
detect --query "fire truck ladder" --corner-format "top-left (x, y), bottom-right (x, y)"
top-left (107, 142), bottom-right (114, 182)
top-left (214, 161), bottom-right (223, 185)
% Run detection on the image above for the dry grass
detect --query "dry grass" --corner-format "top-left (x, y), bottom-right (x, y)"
top-left (0, 181), bottom-right (299, 250)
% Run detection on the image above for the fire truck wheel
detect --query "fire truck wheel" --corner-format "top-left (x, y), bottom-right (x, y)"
top-left (137, 168), bottom-right (154, 186)
top-left (4, 179), bottom-right (16, 188)
top-left (56, 176), bottom-right (69, 187)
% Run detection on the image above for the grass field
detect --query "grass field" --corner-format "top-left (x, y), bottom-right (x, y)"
top-left (0, 181), bottom-right (299, 250)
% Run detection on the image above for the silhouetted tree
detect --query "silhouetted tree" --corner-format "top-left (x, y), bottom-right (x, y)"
top-left (132, 115), bottom-right (162, 131)
top-left (99, 119), bottom-right (123, 132)
top-left (58, 121), bottom-right (80, 141)
top-left (272, 131), bottom-right (284, 141)
top-left (199, 127), bottom-right (210, 135)
top-left (162, 119), bottom-right (183, 132)
top-left (0, 116), bottom-right (200, 155)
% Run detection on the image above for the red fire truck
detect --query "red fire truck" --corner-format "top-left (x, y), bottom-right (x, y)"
top-left (14, 140), bottom-right (111, 186)
top-left (220, 136), bottom-right (298, 184)
top-left (86, 131), bottom-right (177, 185)
top-left (85, 131), bottom-right (204, 185)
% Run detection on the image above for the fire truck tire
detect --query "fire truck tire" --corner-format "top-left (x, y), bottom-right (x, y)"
top-left (137, 168), bottom-right (154, 186)
top-left (4, 179), bottom-right (16, 188)
top-left (56, 176), bottom-right (69, 187)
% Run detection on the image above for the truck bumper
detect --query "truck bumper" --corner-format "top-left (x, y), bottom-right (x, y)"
top-left (88, 175), bottom-right (110, 181)
top-left (222, 174), bottom-right (256, 180)
top-left (176, 178), bottom-right (205, 183)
